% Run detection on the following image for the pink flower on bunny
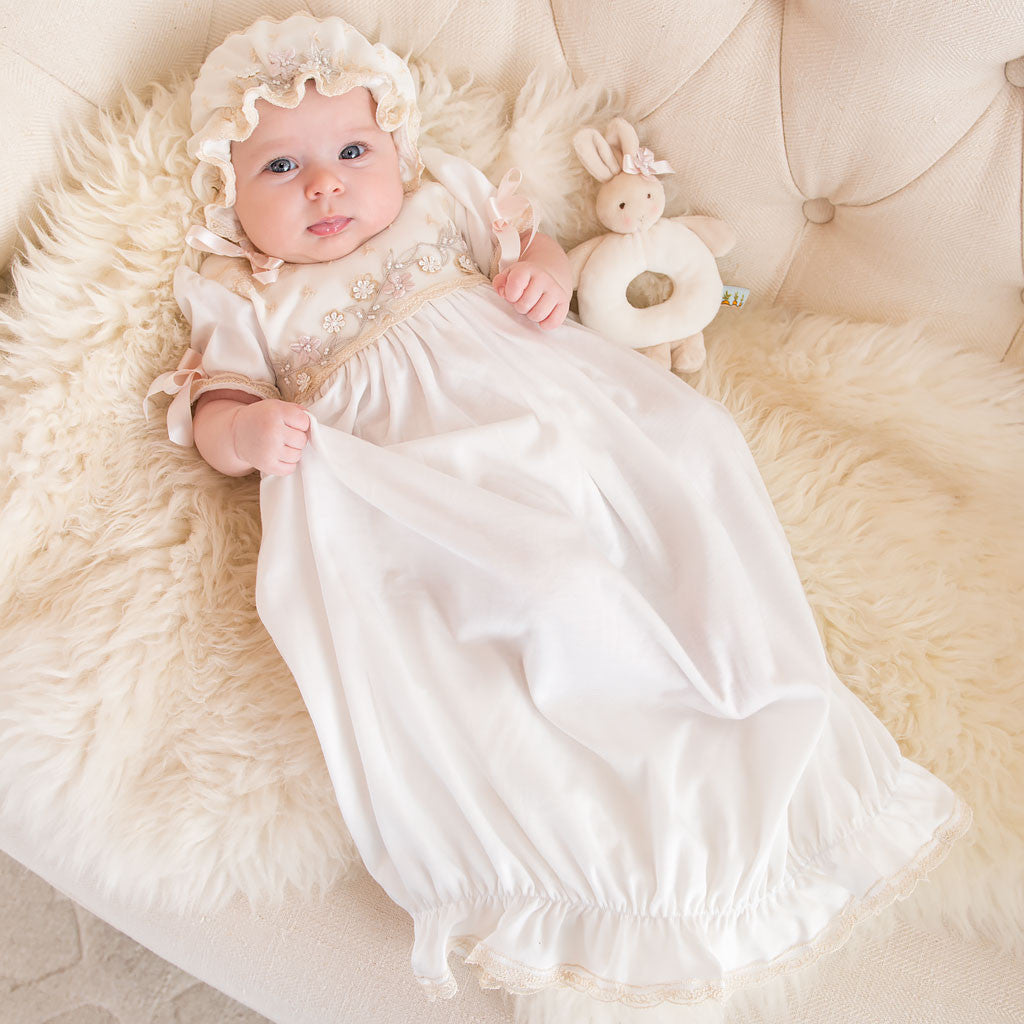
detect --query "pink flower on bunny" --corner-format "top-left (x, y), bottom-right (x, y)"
top-left (567, 118), bottom-right (735, 373)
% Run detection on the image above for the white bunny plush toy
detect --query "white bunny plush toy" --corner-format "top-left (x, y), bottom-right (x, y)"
top-left (568, 118), bottom-right (736, 373)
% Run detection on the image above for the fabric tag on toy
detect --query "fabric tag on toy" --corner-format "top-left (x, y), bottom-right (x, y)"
top-left (721, 286), bottom-right (749, 308)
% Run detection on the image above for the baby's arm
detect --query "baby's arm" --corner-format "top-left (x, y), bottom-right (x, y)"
top-left (193, 389), bottom-right (310, 477)
top-left (492, 230), bottom-right (572, 331)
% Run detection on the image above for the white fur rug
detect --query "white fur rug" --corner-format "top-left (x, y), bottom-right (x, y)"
top-left (0, 57), bottom-right (1022, 1009)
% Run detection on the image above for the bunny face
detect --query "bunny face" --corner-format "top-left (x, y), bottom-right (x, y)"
top-left (596, 172), bottom-right (666, 234)
top-left (573, 119), bottom-right (673, 234)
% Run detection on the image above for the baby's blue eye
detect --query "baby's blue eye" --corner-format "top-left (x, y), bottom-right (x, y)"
top-left (339, 143), bottom-right (367, 160)
top-left (266, 157), bottom-right (297, 174)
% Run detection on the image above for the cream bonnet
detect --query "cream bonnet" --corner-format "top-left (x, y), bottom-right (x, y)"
top-left (187, 14), bottom-right (423, 245)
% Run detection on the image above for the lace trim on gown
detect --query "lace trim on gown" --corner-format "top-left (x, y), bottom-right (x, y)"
top-left (415, 794), bottom-right (972, 1007)
top-left (279, 274), bottom-right (487, 405)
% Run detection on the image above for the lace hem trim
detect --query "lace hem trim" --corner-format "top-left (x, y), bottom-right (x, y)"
top-left (416, 796), bottom-right (972, 1007)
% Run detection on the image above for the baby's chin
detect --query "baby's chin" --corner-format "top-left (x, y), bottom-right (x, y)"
top-left (241, 219), bottom-right (394, 265)
top-left (251, 240), bottom-right (359, 266)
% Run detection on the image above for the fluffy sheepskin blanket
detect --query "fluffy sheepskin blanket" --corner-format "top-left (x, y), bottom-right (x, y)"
top-left (0, 63), bottom-right (1022, 970)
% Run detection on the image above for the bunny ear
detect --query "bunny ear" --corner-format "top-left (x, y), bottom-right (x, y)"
top-left (604, 118), bottom-right (641, 167)
top-left (572, 127), bottom-right (619, 183)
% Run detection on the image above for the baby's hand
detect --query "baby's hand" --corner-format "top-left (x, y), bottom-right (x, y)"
top-left (493, 260), bottom-right (570, 331)
top-left (232, 399), bottom-right (310, 476)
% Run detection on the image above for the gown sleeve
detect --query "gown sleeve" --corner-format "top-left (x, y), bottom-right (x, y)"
top-left (418, 146), bottom-right (539, 280)
top-left (145, 257), bottom-right (281, 447)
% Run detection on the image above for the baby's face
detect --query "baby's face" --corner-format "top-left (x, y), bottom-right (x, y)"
top-left (230, 86), bottom-right (405, 263)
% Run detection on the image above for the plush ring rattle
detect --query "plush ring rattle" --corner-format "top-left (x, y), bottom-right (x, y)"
top-left (567, 118), bottom-right (735, 373)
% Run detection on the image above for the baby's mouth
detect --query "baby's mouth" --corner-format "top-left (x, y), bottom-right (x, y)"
top-left (308, 216), bottom-right (352, 236)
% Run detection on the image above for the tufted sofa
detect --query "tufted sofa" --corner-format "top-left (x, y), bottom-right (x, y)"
top-left (4, 1), bottom-right (1024, 362)
top-left (2, 2), bottom-right (1023, 1022)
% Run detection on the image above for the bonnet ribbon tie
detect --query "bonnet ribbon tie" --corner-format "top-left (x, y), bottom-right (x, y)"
top-left (621, 146), bottom-right (674, 180)
top-left (144, 346), bottom-right (206, 447)
top-left (184, 224), bottom-right (284, 284)
top-left (487, 169), bottom-right (538, 272)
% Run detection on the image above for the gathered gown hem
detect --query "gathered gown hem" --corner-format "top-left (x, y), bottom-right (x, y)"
top-left (413, 782), bottom-right (972, 1006)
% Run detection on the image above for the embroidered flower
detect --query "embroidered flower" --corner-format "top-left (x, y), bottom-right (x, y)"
top-left (351, 275), bottom-right (378, 300)
top-left (382, 270), bottom-right (414, 298)
top-left (377, 100), bottom-right (404, 131)
top-left (290, 335), bottom-right (321, 363)
top-left (306, 41), bottom-right (336, 79)
top-left (266, 49), bottom-right (299, 79)
top-left (266, 216), bottom-right (484, 399)
top-left (322, 310), bottom-right (345, 333)
top-left (418, 253), bottom-right (442, 274)
top-left (439, 221), bottom-right (462, 248)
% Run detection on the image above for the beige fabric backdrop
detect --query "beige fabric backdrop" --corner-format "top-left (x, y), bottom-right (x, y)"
top-left (3, 0), bottom-right (1023, 360)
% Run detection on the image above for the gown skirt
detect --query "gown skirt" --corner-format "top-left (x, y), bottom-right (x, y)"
top-left (253, 282), bottom-right (971, 1005)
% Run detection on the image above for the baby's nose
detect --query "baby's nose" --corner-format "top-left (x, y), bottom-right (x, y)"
top-left (305, 168), bottom-right (345, 200)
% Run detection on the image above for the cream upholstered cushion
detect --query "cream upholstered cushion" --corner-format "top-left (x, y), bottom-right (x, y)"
top-left (3, 0), bottom-right (1024, 360)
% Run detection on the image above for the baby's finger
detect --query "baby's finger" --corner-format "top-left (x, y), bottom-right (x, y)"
top-left (285, 406), bottom-right (311, 431)
top-left (538, 299), bottom-right (569, 331)
top-left (491, 269), bottom-right (509, 297)
top-left (512, 279), bottom-right (545, 316)
top-left (261, 457), bottom-right (296, 477)
top-left (277, 445), bottom-right (305, 466)
top-left (526, 292), bottom-right (558, 324)
top-left (501, 266), bottom-right (532, 303)
top-left (282, 426), bottom-right (309, 450)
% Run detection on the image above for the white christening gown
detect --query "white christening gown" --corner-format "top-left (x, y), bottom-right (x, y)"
top-left (159, 148), bottom-right (971, 1006)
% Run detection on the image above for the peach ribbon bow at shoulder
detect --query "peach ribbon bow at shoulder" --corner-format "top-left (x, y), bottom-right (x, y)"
top-left (184, 225), bottom-right (284, 284)
top-left (144, 346), bottom-right (206, 446)
top-left (143, 224), bottom-right (284, 447)
top-left (621, 146), bottom-right (674, 180)
top-left (487, 169), bottom-right (538, 273)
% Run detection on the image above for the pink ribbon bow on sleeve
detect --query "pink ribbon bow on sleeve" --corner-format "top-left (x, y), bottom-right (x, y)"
top-left (487, 169), bottom-right (538, 272)
top-left (184, 225), bottom-right (284, 284)
top-left (144, 346), bottom-right (206, 446)
top-left (621, 146), bottom-right (674, 180)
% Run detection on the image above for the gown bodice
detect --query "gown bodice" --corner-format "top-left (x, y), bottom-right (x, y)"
top-left (202, 180), bottom-right (489, 405)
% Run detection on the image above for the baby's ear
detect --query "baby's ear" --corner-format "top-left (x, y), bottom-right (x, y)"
top-left (572, 128), bottom-right (619, 183)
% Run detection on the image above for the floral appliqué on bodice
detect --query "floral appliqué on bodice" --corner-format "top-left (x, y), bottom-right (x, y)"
top-left (212, 182), bottom-right (488, 405)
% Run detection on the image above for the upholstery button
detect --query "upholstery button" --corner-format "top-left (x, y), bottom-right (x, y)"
top-left (1006, 57), bottom-right (1024, 86)
top-left (803, 198), bottom-right (835, 224)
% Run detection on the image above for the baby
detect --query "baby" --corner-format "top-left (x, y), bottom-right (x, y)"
top-left (149, 13), bottom-right (968, 1007)
top-left (193, 82), bottom-right (572, 478)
